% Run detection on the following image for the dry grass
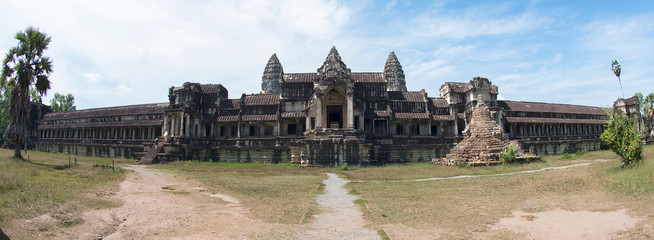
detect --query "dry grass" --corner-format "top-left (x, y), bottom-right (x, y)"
top-left (0, 149), bottom-right (127, 228)
top-left (152, 161), bottom-right (328, 224)
top-left (344, 147), bottom-right (654, 239)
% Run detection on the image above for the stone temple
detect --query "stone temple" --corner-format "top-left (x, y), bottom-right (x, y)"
top-left (28, 47), bottom-right (609, 166)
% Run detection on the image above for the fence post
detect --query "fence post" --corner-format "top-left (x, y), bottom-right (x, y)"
top-left (68, 156), bottom-right (71, 168)
top-left (112, 159), bottom-right (115, 172)
top-left (75, 157), bottom-right (77, 166)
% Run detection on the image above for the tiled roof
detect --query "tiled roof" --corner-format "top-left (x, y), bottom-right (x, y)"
top-left (388, 91), bottom-right (425, 102)
top-left (220, 99), bottom-right (240, 109)
top-left (42, 103), bottom-right (167, 121)
top-left (352, 72), bottom-right (384, 83)
top-left (430, 98), bottom-right (449, 108)
top-left (216, 115), bottom-right (239, 122)
top-left (38, 119), bottom-right (162, 129)
top-left (432, 115), bottom-right (455, 121)
top-left (504, 117), bottom-right (607, 125)
top-left (242, 114), bottom-right (277, 121)
top-left (284, 72), bottom-right (385, 83)
top-left (498, 101), bottom-right (605, 115)
top-left (372, 110), bottom-right (391, 117)
top-left (284, 73), bottom-right (316, 83)
top-left (243, 94), bottom-right (280, 106)
top-left (281, 111), bottom-right (306, 118)
top-left (395, 112), bottom-right (429, 119)
top-left (200, 84), bottom-right (225, 94)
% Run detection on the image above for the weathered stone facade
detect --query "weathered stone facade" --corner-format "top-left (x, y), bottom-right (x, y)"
top-left (445, 96), bottom-right (507, 165)
top-left (30, 47), bottom-right (609, 165)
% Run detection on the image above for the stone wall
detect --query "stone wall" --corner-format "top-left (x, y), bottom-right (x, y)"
top-left (33, 143), bottom-right (142, 159)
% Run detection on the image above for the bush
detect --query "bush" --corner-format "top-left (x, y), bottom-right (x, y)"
top-left (501, 143), bottom-right (519, 164)
top-left (601, 110), bottom-right (643, 167)
top-left (336, 162), bottom-right (349, 170)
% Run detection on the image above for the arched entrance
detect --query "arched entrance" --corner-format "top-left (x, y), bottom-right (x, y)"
top-left (323, 85), bottom-right (346, 129)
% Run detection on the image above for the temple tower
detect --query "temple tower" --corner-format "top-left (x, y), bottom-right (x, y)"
top-left (384, 51), bottom-right (406, 91)
top-left (261, 53), bottom-right (283, 94)
top-left (311, 46), bottom-right (356, 130)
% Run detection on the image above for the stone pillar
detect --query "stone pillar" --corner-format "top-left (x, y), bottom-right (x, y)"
top-left (347, 94), bottom-right (354, 129)
top-left (185, 115), bottom-right (190, 137)
top-left (305, 115), bottom-right (311, 131)
top-left (408, 120), bottom-right (413, 136)
top-left (453, 119), bottom-right (459, 136)
top-left (359, 114), bottom-right (365, 132)
top-left (439, 121), bottom-right (444, 139)
top-left (237, 120), bottom-right (242, 138)
top-left (179, 114), bottom-right (184, 137)
top-left (316, 95), bottom-right (323, 130)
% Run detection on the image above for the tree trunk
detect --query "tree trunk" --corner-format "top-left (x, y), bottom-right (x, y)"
top-left (14, 143), bottom-right (22, 159)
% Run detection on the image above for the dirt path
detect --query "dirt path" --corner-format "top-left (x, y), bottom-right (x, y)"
top-left (491, 209), bottom-right (641, 239)
top-left (295, 173), bottom-right (379, 240)
top-left (70, 166), bottom-right (292, 239)
top-left (411, 159), bottom-right (609, 182)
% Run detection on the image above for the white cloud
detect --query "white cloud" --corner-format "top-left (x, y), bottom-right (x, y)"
top-left (408, 8), bottom-right (551, 39)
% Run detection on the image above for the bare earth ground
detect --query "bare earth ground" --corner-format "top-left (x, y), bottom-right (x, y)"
top-left (10, 165), bottom-right (294, 239)
top-left (295, 173), bottom-right (379, 240)
top-left (492, 209), bottom-right (641, 240)
top-left (7, 160), bottom-right (647, 239)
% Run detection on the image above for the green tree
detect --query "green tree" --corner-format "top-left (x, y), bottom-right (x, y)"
top-left (50, 92), bottom-right (75, 112)
top-left (612, 60), bottom-right (624, 98)
top-left (601, 109), bottom-right (643, 167)
top-left (1, 27), bottom-right (53, 158)
top-left (29, 88), bottom-right (43, 104)
top-left (644, 93), bottom-right (654, 137)
top-left (0, 90), bottom-right (11, 145)
top-left (634, 92), bottom-right (654, 137)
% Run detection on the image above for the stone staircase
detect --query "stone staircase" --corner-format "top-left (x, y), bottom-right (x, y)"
top-left (139, 142), bottom-right (164, 164)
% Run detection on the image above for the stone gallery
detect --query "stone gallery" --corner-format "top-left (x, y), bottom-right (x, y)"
top-left (30, 47), bottom-right (609, 166)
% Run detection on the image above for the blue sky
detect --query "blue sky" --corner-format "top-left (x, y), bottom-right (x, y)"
top-left (1, 0), bottom-right (653, 109)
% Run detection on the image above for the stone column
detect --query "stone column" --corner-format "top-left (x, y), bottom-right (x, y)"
top-left (305, 115), bottom-right (311, 131)
top-left (315, 94), bottom-right (323, 130)
top-left (408, 120), bottom-right (413, 136)
top-left (453, 119), bottom-right (459, 136)
top-left (237, 120), bottom-right (242, 138)
top-left (439, 121), bottom-right (444, 139)
top-left (347, 94), bottom-right (354, 129)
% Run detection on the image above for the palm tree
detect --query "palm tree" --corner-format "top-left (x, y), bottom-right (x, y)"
top-left (611, 60), bottom-right (624, 98)
top-left (1, 27), bottom-right (52, 158)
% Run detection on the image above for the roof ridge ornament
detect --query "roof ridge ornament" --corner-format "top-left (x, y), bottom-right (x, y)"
top-left (317, 46), bottom-right (352, 81)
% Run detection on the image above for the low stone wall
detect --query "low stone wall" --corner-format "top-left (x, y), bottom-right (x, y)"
top-left (520, 140), bottom-right (604, 155)
top-left (32, 138), bottom-right (606, 165)
top-left (33, 142), bottom-right (142, 159)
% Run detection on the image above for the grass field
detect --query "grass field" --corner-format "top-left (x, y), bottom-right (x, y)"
top-left (152, 161), bottom-right (328, 224)
top-left (2, 145), bottom-right (653, 239)
top-left (343, 146), bottom-right (654, 239)
top-left (0, 149), bottom-right (129, 228)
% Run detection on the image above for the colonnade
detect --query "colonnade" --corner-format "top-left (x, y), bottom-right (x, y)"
top-left (508, 122), bottom-right (605, 138)
top-left (40, 126), bottom-right (159, 140)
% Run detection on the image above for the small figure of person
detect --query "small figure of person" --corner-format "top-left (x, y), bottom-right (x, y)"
top-left (164, 131), bottom-right (169, 142)
top-left (24, 143), bottom-right (28, 154)
top-left (154, 137), bottom-right (159, 149)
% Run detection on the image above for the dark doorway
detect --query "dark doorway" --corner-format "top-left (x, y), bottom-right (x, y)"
top-left (327, 105), bottom-right (342, 128)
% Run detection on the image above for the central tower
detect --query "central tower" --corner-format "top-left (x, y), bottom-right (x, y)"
top-left (312, 46), bottom-right (355, 130)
